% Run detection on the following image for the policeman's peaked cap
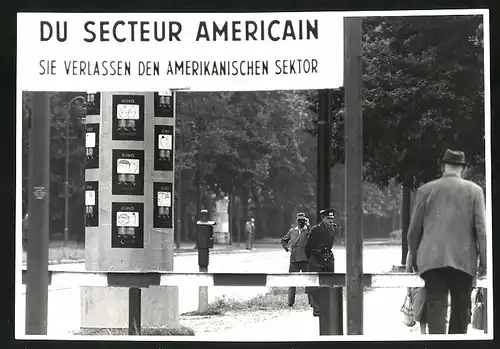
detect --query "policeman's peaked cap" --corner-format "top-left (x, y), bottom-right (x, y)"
top-left (320, 208), bottom-right (336, 218)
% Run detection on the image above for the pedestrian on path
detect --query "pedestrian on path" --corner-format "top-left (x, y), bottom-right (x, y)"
top-left (305, 208), bottom-right (338, 316)
top-left (245, 218), bottom-right (255, 250)
top-left (281, 212), bottom-right (311, 307)
top-left (406, 149), bottom-right (487, 334)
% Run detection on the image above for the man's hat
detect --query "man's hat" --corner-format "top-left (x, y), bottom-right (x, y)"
top-left (296, 213), bottom-right (307, 220)
top-left (439, 149), bottom-right (466, 166)
top-left (320, 208), bottom-right (336, 218)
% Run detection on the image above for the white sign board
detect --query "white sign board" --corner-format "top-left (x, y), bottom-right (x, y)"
top-left (158, 134), bottom-right (173, 150)
top-left (116, 103), bottom-right (140, 119)
top-left (117, 158), bottom-right (139, 174)
top-left (157, 191), bottom-right (171, 207)
top-left (116, 211), bottom-right (139, 227)
top-left (17, 12), bottom-right (344, 91)
top-left (85, 190), bottom-right (96, 206)
top-left (85, 132), bottom-right (96, 147)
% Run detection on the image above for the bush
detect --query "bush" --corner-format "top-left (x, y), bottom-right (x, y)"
top-left (74, 325), bottom-right (195, 336)
top-left (182, 287), bottom-right (309, 316)
top-left (389, 229), bottom-right (402, 241)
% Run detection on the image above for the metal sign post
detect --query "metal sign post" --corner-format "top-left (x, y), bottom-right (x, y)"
top-left (25, 92), bottom-right (51, 335)
top-left (344, 16), bottom-right (364, 335)
top-left (317, 89), bottom-right (343, 335)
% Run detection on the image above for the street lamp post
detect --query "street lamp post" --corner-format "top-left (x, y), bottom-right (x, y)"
top-left (62, 96), bottom-right (86, 243)
top-left (178, 120), bottom-right (195, 247)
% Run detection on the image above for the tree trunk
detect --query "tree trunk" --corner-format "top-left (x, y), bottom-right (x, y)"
top-left (391, 211), bottom-right (396, 234)
top-left (239, 188), bottom-right (249, 242)
top-left (228, 192), bottom-right (234, 244)
top-left (401, 184), bottom-right (412, 265)
top-left (252, 190), bottom-right (263, 239)
top-left (234, 196), bottom-right (241, 243)
top-left (282, 208), bottom-right (291, 235)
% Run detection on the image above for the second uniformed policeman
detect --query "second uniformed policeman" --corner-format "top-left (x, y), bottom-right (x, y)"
top-left (305, 208), bottom-right (338, 316)
top-left (281, 212), bottom-right (310, 306)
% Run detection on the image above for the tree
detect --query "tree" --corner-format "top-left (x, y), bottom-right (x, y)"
top-left (362, 15), bottom-right (485, 188)
top-left (22, 92), bottom-right (87, 241)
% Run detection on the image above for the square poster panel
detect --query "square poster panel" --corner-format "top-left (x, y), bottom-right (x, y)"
top-left (86, 92), bottom-right (101, 115)
top-left (154, 91), bottom-right (173, 118)
top-left (112, 94), bottom-right (145, 141)
top-left (85, 181), bottom-right (99, 227)
top-left (153, 182), bottom-right (173, 228)
top-left (112, 149), bottom-right (145, 195)
top-left (154, 125), bottom-right (174, 171)
top-left (85, 123), bottom-right (99, 169)
top-left (111, 202), bottom-right (144, 248)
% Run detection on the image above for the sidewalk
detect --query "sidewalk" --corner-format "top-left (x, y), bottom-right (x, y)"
top-left (201, 288), bottom-right (487, 341)
top-left (175, 241), bottom-right (282, 255)
top-left (21, 238), bottom-right (401, 266)
top-left (21, 241), bottom-right (282, 266)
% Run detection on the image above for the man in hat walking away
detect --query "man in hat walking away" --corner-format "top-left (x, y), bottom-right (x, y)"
top-left (305, 208), bottom-right (338, 316)
top-left (406, 149), bottom-right (487, 334)
top-left (281, 213), bottom-right (311, 307)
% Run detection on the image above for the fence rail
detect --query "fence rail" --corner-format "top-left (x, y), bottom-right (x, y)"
top-left (21, 269), bottom-right (488, 288)
top-left (20, 269), bottom-right (488, 336)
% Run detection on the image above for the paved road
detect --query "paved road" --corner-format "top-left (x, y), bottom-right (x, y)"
top-left (16, 245), bottom-right (403, 337)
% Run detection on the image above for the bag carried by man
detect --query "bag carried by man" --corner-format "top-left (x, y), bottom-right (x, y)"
top-left (472, 288), bottom-right (486, 331)
top-left (401, 289), bottom-right (416, 327)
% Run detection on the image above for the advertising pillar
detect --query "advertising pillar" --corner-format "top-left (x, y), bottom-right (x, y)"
top-left (81, 91), bottom-right (178, 329)
top-left (213, 197), bottom-right (230, 244)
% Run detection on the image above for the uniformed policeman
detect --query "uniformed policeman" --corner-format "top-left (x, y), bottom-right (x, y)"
top-left (305, 208), bottom-right (338, 316)
top-left (281, 212), bottom-right (311, 306)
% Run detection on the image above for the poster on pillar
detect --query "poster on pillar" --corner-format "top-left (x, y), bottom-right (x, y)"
top-left (112, 94), bottom-right (145, 141)
top-left (153, 182), bottom-right (173, 228)
top-left (154, 92), bottom-right (174, 118)
top-left (111, 202), bottom-right (144, 248)
top-left (154, 125), bottom-right (174, 171)
top-left (85, 123), bottom-right (99, 169)
top-left (112, 149), bottom-right (145, 195)
top-left (85, 181), bottom-right (99, 227)
top-left (86, 92), bottom-right (101, 115)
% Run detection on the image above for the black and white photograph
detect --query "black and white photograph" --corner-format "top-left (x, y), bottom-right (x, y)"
top-left (16, 10), bottom-right (491, 341)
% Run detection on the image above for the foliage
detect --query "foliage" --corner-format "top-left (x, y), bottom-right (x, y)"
top-left (74, 326), bottom-right (195, 336)
top-left (305, 15), bottom-right (485, 190)
top-left (362, 15), bottom-right (485, 188)
top-left (363, 180), bottom-right (402, 217)
top-left (22, 92), bottom-right (87, 240)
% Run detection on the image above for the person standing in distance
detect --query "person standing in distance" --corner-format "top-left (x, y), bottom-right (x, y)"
top-left (245, 218), bottom-right (255, 250)
top-left (406, 149), bottom-right (487, 334)
top-left (281, 213), bottom-right (311, 307)
top-left (305, 208), bottom-right (338, 316)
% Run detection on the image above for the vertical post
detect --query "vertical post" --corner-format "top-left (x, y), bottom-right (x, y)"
top-left (317, 89), bottom-right (343, 335)
top-left (177, 166), bottom-right (182, 250)
top-left (128, 288), bottom-right (141, 335)
top-left (25, 92), bottom-right (50, 335)
top-left (198, 245), bottom-right (209, 313)
top-left (64, 110), bottom-right (70, 243)
top-left (198, 263), bottom-right (209, 312)
top-left (483, 289), bottom-right (488, 334)
top-left (228, 192), bottom-right (234, 245)
top-left (174, 91), bottom-right (181, 250)
top-left (344, 16), bottom-right (364, 335)
top-left (401, 185), bottom-right (411, 265)
top-left (195, 116), bottom-right (201, 222)
top-left (237, 206), bottom-right (241, 245)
